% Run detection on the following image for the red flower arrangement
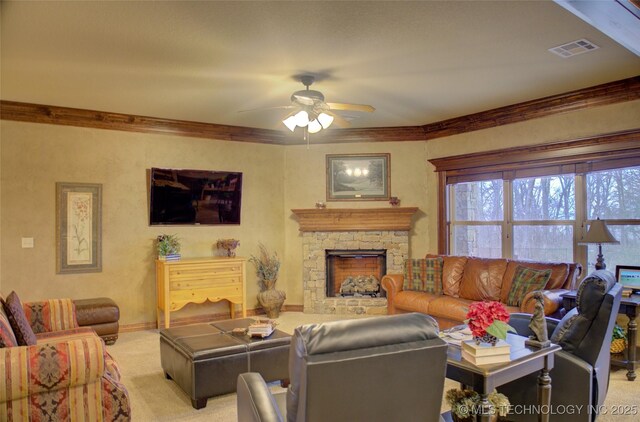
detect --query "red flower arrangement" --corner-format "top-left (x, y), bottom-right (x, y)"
top-left (465, 301), bottom-right (515, 342)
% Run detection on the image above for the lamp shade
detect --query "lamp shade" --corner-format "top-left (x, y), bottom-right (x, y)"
top-left (283, 115), bottom-right (297, 132)
top-left (307, 119), bottom-right (322, 134)
top-left (294, 110), bottom-right (309, 127)
top-left (579, 218), bottom-right (620, 245)
top-left (317, 112), bottom-right (334, 129)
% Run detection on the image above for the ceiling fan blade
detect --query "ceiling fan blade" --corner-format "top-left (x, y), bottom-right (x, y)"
top-left (325, 110), bottom-right (350, 128)
top-left (238, 105), bottom-right (295, 113)
top-left (327, 102), bottom-right (375, 113)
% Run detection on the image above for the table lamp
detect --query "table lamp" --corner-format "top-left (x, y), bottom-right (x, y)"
top-left (579, 217), bottom-right (620, 270)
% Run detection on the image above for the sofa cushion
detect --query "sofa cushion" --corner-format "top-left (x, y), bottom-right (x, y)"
top-left (500, 261), bottom-right (569, 303)
top-left (506, 266), bottom-right (552, 307)
top-left (403, 258), bottom-right (443, 294)
top-left (393, 291), bottom-right (439, 314)
top-left (2, 291), bottom-right (37, 346)
top-left (426, 296), bottom-right (473, 322)
top-left (23, 298), bottom-right (78, 334)
top-left (459, 258), bottom-right (507, 301)
top-left (0, 299), bottom-right (18, 348)
top-left (35, 327), bottom-right (98, 344)
top-left (427, 255), bottom-right (467, 297)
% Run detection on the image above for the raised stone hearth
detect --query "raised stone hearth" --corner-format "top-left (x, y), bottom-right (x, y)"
top-left (293, 208), bottom-right (417, 315)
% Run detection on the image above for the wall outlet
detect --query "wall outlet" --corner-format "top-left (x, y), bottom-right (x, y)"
top-left (21, 237), bottom-right (34, 248)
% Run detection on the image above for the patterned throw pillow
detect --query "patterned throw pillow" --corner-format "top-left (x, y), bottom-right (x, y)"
top-left (0, 298), bottom-right (19, 348)
top-left (2, 291), bottom-right (37, 346)
top-left (403, 257), bottom-right (444, 294)
top-left (506, 265), bottom-right (552, 306)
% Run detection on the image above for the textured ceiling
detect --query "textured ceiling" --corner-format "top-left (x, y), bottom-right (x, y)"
top-left (1, 1), bottom-right (639, 130)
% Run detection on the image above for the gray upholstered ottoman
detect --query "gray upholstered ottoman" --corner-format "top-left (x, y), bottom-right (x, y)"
top-left (159, 318), bottom-right (290, 409)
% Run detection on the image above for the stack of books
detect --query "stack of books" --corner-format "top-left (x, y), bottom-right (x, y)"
top-left (247, 320), bottom-right (276, 338)
top-left (461, 339), bottom-right (511, 365)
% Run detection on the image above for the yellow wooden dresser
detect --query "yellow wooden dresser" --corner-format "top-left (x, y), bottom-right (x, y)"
top-left (156, 257), bottom-right (247, 328)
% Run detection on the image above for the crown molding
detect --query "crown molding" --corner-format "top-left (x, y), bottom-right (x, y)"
top-left (2, 76), bottom-right (638, 144)
top-left (0, 101), bottom-right (288, 145)
top-left (421, 76), bottom-right (640, 139)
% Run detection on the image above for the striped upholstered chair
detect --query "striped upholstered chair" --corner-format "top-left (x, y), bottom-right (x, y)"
top-left (0, 293), bottom-right (130, 421)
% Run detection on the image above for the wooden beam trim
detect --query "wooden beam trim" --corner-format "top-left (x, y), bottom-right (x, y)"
top-left (0, 100), bottom-right (288, 145)
top-left (429, 129), bottom-right (640, 173)
top-left (2, 76), bottom-right (638, 144)
top-left (422, 76), bottom-right (640, 140)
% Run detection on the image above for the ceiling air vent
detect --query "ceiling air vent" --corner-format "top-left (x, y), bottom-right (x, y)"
top-left (548, 39), bottom-right (600, 58)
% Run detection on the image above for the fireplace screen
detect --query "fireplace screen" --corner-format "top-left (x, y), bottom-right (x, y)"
top-left (325, 250), bottom-right (387, 298)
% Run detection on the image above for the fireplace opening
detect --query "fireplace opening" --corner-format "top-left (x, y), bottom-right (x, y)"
top-left (326, 250), bottom-right (387, 298)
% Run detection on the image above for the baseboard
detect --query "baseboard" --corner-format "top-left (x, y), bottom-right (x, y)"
top-left (119, 304), bottom-right (304, 333)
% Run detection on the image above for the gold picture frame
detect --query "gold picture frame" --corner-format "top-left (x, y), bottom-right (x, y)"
top-left (56, 182), bottom-right (102, 274)
top-left (326, 153), bottom-right (391, 201)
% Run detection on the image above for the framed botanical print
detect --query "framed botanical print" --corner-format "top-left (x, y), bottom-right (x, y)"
top-left (326, 153), bottom-right (390, 201)
top-left (56, 182), bottom-right (102, 274)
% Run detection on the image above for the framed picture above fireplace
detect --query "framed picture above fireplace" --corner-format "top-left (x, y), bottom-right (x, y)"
top-left (326, 153), bottom-right (390, 201)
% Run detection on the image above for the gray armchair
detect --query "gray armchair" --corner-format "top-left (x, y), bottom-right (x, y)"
top-left (237, 313), bottom-right (448, 422)
top-left (499, 270), bottom-right (623, 421)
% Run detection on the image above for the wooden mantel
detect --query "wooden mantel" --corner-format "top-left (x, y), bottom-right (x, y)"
top-left (291, 207), bottom-right (418, 232)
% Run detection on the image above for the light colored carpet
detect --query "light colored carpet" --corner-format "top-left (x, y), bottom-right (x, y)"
top-left (108, 312), bottom-right (640, 421)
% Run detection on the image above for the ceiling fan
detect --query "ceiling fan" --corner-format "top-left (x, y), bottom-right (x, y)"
top-left (243, 75), bottom-right (375, 135)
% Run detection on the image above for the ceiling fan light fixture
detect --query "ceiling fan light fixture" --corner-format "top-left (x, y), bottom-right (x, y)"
top-left (294, 110), bottom-right (309, 127)
top-left (318, 112), bottom-right (334, 129)
top-left (307, 119), bottom-right (322, 134)
top-left (283, 115), bottom-right (297, 131)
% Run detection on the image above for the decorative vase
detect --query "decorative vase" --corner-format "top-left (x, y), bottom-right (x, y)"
top-left (474, 334), bottom-right (498, 346)
top-left (257, 287), bottom-right (286, 319)
top-left (225, 247), bottom-right (237, 257)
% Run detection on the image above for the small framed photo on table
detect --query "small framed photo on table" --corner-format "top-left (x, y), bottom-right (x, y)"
top-left (615, 265), bottom-right (640, 294)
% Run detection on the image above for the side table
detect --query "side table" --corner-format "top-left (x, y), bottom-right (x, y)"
top-left (562, 291), bottom-right (639, 381)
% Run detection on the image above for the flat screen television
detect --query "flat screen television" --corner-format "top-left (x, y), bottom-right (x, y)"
top-left (149, 167), bottom-right (242, 225)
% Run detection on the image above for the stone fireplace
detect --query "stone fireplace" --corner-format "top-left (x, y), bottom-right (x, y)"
top-left (292, 208), bottom-right (417, 315)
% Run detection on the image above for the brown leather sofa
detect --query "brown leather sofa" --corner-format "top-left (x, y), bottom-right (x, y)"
top-left (382, 255), bottom-right (582, 329)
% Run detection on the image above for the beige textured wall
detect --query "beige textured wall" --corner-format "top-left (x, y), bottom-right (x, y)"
top-left (283, 142), bottom-right (429, 305)
top-left (0, 121), bottom-right (285, 325)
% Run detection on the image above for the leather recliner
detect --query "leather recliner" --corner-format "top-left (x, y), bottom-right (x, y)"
top-left (499, 270), bottom-right (623, 422)
top-left (237, 313), bottom-right (448, 422)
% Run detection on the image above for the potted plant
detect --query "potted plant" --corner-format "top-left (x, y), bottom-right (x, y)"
top-left (157, 234), bottom-right (181, 260)
top-left (611, 324), bottom-right (627, 354)
top-left (249, 243), bottom-right (286, 318)
top-left (445, 388), bottom-right (510, 422)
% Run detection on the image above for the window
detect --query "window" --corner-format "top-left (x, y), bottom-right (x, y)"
top-left (450, 181), bottom-right (503, 257)
top-left (512, 175), bottom-right (575, 262)
top-left (448, 169), bottom-right (639, 267)
top-left (431, 129), bottom-right (640, 271)
top-left (586, 166), bottom-right (640, 271)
